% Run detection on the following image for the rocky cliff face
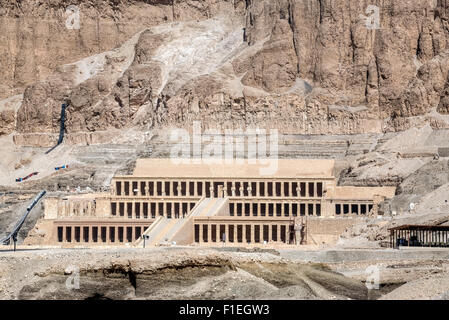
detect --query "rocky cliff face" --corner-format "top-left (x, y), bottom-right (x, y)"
top-left (3, 0), bottom-right (449, 145)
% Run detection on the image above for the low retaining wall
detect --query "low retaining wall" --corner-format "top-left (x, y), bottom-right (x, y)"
top-left (307, 217), bottom-right (358, 245)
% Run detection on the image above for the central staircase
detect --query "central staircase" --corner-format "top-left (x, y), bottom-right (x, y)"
top-left (135, 197), bottom-right (228, 246)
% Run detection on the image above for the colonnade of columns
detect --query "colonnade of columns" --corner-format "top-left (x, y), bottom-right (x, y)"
top-left (111, 201), bottom-right (197, 218)
top-left (391, 228), bottom-right (449, 248)
top-left (229, 201), bottom-right (321, 217)
top-left (194, 223), bottom-right (292, 244)
top-left (56, 224), bottom-right (150, 244)
top-left (335, 203), bottom-right (374, 215)
top-left (112, 179), bottom-right (325, 199)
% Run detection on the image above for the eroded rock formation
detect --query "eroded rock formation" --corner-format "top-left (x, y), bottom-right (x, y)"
top-left (2, 0), bottom-right (449, 145)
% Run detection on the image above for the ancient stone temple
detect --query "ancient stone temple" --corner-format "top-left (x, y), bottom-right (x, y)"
top-left (31, 159), bottom-right (396, 246)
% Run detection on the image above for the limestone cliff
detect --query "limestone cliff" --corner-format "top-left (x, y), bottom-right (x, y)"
top-left (3, 0), bottom-right (449, 145)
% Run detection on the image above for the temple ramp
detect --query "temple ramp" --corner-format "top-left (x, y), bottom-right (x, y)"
top-left (149, 218), bottom-right (180, 245)
top-left (163, 198), bottom-right (228, 242)
top-left (170, 197), bottom-right (229, 245)
top-left (193, 198), bottom-right (218, 217)
top-left (134, 197), bottom-right (229, 246)
top-left (136, 217), bottom-right (176, 246)
top-left (203, 197), bottom-right (228, 216)
top-left (134, 197), bottom-right (207, 246)
top-left (134, 215), bottom-right (165, 246)
top-left (190, 198), bottom-right (214, 217)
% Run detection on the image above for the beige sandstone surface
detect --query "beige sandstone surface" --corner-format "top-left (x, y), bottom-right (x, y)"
top-left (2, 0), bottom-right (449, 145)
top-left (0, 1), bottom-right (449, 301)
top-left (0, 246), bottom-right (448, 300)
top-left (0, 247), bottom-right (370, 300)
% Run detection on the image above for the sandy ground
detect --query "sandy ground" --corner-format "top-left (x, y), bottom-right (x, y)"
top-left (0, 134), bottom-right (78, 186)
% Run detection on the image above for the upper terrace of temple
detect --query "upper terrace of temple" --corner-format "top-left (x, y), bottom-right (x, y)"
top-left (129, 159), bottom-right (335, 179)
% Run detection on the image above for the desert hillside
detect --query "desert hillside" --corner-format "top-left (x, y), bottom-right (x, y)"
top-left (2, 0), bottom-right (449, 143)
top-left (0, 0), bottom-right (449, 258)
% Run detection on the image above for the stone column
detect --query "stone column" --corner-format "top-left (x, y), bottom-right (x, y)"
top-left (199, 224), bottom-right (204, 244)
top-left (202, 180), bottom-right (206, 196)
top-left (90, 226), bottom-right (95, 243)
top-left (106, 226), bottom-right (110, 244)
top-left (305, 182), bottom-right (309, 198)
top-left (194, 181), bottom-right (198, 196)
top-left (177, 185), bottom-right (182, 197)
top-left (225, 224), bottom-right (230, 243)
top-left (216, 224), bottom-right (220, 243)
top-left (264, 182), bottom-right (268, 197)
top-left (256, 182), bottom-right (260, 196)
top-left (223, 185), bottom-right (228, 197)
top-left (186, 181), bottom-right (190, 197)
top-left (145, 182), bottom-right (149, 197)
top-left (239, 183), bottom-right (244, 197)
top-left (207, 224), bottom-right (212, 243)
top-left (233, 224), bottom-right (237, 243)
top-left (132, 226), bottom-right (136, 242)
top-left (138, 202), bottom-right (142, 219)
top-left (163, 202), bottom-right (167, 217)
top-left (268, 224), bottom-right (272, 243)
top-left (160, 181), bottom-right (165, 196)
top-left (115, 226), bottom-right (119, 243)
top-left (247, 185), bottom-right (252, 197)
top-left (62, 226), bottom-right (66, 243)
top-left (242, 225), bottom-right (247, 243)
top-left (250, 225), bottom-right (255, 243)
top-left (80, 226), bottom-right (85, 243)
top-left (281, 182), bottom-right (284, 197)
top-left (132, 202), bottom-right (136, 219)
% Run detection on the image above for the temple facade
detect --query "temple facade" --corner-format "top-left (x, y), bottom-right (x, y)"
top-left (30, 159), bottom-right (396, 246)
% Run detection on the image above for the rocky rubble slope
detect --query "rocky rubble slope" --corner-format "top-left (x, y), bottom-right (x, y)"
top-left (0, 248), bottom-right (369, 300)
